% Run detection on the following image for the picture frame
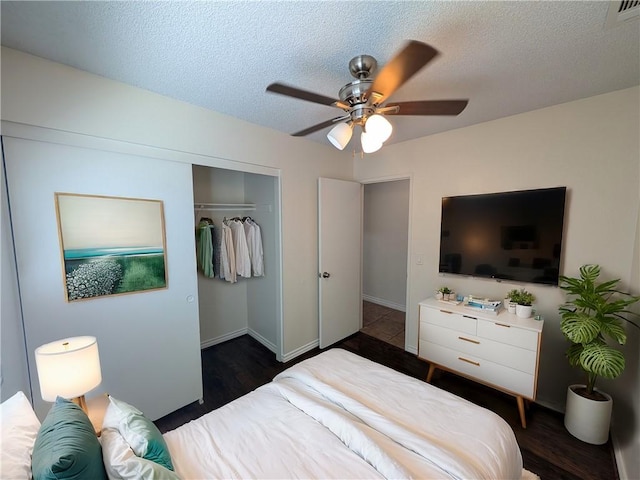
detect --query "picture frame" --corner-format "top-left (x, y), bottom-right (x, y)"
top-left (55, 193), bottom-right (168, 302)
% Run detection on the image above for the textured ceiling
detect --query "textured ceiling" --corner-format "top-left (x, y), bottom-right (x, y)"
top-left (1, 1), bottom-right (639, 149)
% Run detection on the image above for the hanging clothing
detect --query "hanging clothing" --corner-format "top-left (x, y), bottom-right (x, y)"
top-left (243, 220), bottom-right (255, 273)
top-left (230, 219), bottom-right (251, 278)
top-left (196, 220), bottom-right (215, 278)
top-left (244, 219), bottom-right (264, 277)
top-left (212, 223), bottom-right (221, 279)
top-left (220, 222), bottom-right (237, 283)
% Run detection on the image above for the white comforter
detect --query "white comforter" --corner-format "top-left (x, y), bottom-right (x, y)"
top-left (164, 349), bottom-right (523, 479)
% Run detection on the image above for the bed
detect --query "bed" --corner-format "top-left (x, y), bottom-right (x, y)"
top-left (2, 348), bottom-right (536, 479)
top-left (164, 349), bottom-right (528, 479)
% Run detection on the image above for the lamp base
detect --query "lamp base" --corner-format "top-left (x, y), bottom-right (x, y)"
top-left (71, 395), bottom-right (88, 414)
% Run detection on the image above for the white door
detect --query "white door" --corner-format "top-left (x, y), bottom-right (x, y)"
top-left (318, 177), bottom-right (362, 348)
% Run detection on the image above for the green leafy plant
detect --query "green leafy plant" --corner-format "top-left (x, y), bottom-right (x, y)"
top-left (507, 288), bottom-right (535, 306)
top-left (438, 286), bottom-right (452, 294)
top-left (559, 264), bottom-right (640, 396)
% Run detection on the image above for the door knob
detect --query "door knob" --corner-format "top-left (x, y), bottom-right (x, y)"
top-left (321, 272), bottom-right (331, 278)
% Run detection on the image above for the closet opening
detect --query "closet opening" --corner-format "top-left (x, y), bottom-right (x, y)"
top-left (360, 178), bottom-right (410, 350)
top-left (192, 164), bottom-right (283, 360)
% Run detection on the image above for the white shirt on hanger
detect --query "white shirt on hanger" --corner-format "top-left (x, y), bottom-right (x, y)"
top-left (230, 219), bottom-right (251, 278)
top-left (243, 220), bottom-right (256, 272)
top-left (220, 222), bottom-right (237, 283)
top-left (249, 219), bottom-right (264, 277)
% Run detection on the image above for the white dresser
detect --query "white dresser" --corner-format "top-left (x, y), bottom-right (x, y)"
top-left (418, 298), bottom-right (543, 428)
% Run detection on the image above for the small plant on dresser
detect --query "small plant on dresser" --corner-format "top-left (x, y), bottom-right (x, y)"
top-left (436, 287), bottom-right (456, 301)
top-left (507, 288), bottom-right (535, 318)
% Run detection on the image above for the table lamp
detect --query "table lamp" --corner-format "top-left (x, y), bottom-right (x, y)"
top-left (34, 336), bottom-right (102, 413)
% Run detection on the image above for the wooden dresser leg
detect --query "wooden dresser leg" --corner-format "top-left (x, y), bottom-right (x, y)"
top-left (517, 396), bottom-right (527, 429)
top-left (426, 364), bottom-right (437, 383)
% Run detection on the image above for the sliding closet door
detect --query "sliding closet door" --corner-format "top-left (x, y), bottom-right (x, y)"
top-left (318, 177), bottom-right (362, 348)
top-left (4, 136), bottom-right (203, 420)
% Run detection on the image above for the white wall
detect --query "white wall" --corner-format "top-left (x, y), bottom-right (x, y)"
top-left (0, 47), bottom-right (352, 373)
top-left (0, 152), bottom-right (31, 401)
top-left (609, 176), bottom-right (640, 480)
top-left (193, 166), bottom-right (250, 344)
top-left (3, 137), bottom-right (203, 420)
top-left (362, 180), bottom-right (409, 310)
top-left (354, 86), bottom-right (640, 473)
top-left (245, 173), bottom-right (281, 352)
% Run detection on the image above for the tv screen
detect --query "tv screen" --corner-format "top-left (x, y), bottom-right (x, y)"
top-left (439, 187), bottom-right (567, 286)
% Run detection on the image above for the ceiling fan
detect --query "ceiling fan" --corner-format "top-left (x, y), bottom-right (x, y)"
top-left (266, 40), bottom-right (468, 153)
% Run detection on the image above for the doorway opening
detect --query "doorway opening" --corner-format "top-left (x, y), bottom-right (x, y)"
top-left (360, 178), bottom-right (410, 349)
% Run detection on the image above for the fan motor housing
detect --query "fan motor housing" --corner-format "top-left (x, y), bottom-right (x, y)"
top-left (338, 79), bottom-right (373, 106)
top-left (348, 55), bottom-right (377, 79)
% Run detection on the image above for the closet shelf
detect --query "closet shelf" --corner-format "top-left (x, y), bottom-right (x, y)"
top-left (194, 203), bottom-right (272, 212)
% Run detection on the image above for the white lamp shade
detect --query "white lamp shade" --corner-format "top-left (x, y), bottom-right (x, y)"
top-left (327, 122), bottom-right (353, 150)
top-left (361, 131), bottom-right (383, 153)
top-left (35, 336), bottom-right (102, 401)
top-left (364, 114), bottom-right (392, 143)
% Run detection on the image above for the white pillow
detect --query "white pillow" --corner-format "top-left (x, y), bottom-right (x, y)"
top-left (100, 427), bottom-right (179, 480)
top-left (0, 391), bottom-right (41, 479)
top-left (102, 396), bottom-right (174, 471)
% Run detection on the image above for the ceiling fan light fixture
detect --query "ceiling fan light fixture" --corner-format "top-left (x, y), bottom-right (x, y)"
top-left (364, 114), bottom-right (393, 143)
top-left (361, 131), bottom-right (383, 153)
top-left (327, 122), bottom-right (353, 150)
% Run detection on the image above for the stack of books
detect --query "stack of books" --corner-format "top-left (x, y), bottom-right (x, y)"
top-left (464, 298), bottom-right (503, 315)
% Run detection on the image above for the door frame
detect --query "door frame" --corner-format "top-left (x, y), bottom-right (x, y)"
top-left (360, 174), bottom-right (413, 353)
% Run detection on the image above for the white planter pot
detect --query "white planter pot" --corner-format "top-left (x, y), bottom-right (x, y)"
top-left (564, 384), bottom-right (612, 445)
top-left (515, 304), bottom-right (532, 318)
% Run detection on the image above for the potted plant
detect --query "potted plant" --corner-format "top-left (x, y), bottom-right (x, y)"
top-left (559, 264), bottom-right (639, 444)
top-left (436, 287), bottom-right (455, 301)
top-left (507, 288), bottom-right (535, 318)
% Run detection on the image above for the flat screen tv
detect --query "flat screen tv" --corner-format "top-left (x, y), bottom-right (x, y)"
top-left (439, 187), bottom-right (567, 286)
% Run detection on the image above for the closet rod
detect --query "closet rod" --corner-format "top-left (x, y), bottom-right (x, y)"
top-left (194, 203), bottom-right (256, 211)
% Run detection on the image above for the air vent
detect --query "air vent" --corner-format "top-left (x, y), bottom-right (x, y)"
top-left (605, 0), bottom-right (640, 28)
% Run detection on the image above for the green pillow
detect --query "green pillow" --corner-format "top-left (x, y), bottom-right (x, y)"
top-left (103, 396), bottom-right (174, 471)
top-left (31, 397), bottom-right (107, 480)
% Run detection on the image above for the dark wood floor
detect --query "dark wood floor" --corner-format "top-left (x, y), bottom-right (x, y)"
top-left (155, 333), bottom-right (618, 480)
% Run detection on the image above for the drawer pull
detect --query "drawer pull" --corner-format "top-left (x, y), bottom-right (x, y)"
top-left (458, 357), bottom-right (480, 366)
top-left (458, 336), bottom-right (480, 344)
top-left (439, 310), bottom-right (453, 314)
top-left (495, 323), bottom-right (511, 328)
top-left (463, 315), bottom-right (477, 320)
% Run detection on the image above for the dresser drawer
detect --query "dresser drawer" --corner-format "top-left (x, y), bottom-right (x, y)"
top-left (477, 319), bottom-right (539, 351)
top-left (419, 306), bottom-right (477, 335)
top-left (421, 323), bottom-right (536, 374)
top-left (419, 340), bottom-right (535, 398)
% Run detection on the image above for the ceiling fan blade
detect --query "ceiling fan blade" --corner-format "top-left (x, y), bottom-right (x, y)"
top-left (383, 100), bottom-right (469, 116)
top-left (266, 83), bottom-right (349, 109)
top-left (292, 116), bottom-right (350, 137)
top-left (365, 41), bottom-right (439, 105)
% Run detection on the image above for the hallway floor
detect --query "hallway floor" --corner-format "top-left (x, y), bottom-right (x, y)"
top-left (361, 300), bottom-right (405, 349)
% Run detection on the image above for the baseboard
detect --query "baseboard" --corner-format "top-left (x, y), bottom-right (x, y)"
top-left (535, 397), bottom-right (564, 414)
top-left (362, 294), bottom-right (406, 312)
top-left (247, 328), bottom-right (277, 354)
top-left (611, 430), bottom-right (626, 480)
top-left (200, 328), bottom-right (248, 349)
top-left (281, 339), bottom-right (319, 363)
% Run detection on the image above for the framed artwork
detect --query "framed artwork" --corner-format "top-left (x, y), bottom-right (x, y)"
top-left (55, 193), bottom-right (167, 302)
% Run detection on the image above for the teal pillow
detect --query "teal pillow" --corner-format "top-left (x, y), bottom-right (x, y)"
top-left (31, 397), bottom-right (107, 480)
top-left (102, 396), bottom-right (174, 471)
